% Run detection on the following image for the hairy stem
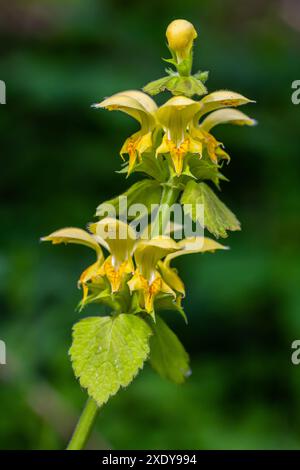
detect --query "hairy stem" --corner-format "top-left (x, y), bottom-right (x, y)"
top-left (67, 397), bottom-right (99, 450)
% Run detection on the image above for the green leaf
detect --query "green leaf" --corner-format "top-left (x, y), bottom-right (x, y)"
top-left (188, 155), bottom-right (228, 188)
top-left (96, 179), bottom-right (162, 219)
top-left (79, 284), bottom-right (132, 314)
top-left (133, 153), bottom-right (169, 182)
top-left (143, 75), bottom-right (208, 98)
top-left (154, 294), bottom-right (188, 324)
top-left (181, 180), bottom-right (241, 238)
top-left (70, 314), bottom-right (152, 406)
top-left (171, 76), bottom-right (207, 97)
top-left (143, 76), bottom-right (172, 96)
top-left (149, 315), bottom-right (190, 384)
top-left (194, 70), bottom-right (209, 83)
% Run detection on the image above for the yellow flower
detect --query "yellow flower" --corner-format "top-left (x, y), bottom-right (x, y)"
top-left (190, 90), bottom-right (256, 164)
top-left (128, 235), bottom-right (227, 315)
top-left (41, 226), bottom-right (229, 317)
top-left (89, 218), bottom-right (136, 293)
top-left (93, 90), bottom-right (157, 174)
top-left (41, 227), bottom-right (104, 302)
top-left (197, 90), bottom-right (255, 117)
top-left (93, 89), bottom-right (255, 176)
top-left (159, 237), bottom-right (228, 297)
top-left (156, 96), bottom-right (202, 175)
top-left (128, 237), bottom-right (178, 314)
top-left (200, 107), bottom-right (257, 131)
top-left (166, 19), bottom-right (197, 63)
top-left (42, 219), bottom-right (137, 301)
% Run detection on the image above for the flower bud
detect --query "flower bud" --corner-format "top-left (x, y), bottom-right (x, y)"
top-left (166, 19), bottom-right (197, 62)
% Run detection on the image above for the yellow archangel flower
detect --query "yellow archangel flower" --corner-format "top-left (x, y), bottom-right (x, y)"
top-left (89, 218), bottom-right (136, 293)
top-left (93, 90), bottom-right (255, 177)
top-left (42, 220), bottom-right (176, 314)
top-left (158, 237), bottom-right (228, 298)
top-left (155, 96), bottom-right (203, 176)
top-left (41, 218), bottom-right (137, 301)
top-left (128, 235), bottom-right (228, 314)
top-left (93, 90), bottom-right (158, 175)
top-left (127, 237), bottom-right (179, 314)
top-left (41, 227), bottom-right (104, 302)
top-left (190, 90), bottom-right (256, 164)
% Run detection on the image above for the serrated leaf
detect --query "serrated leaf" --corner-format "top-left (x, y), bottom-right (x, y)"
top-left (149, 315), bottom-right (190, 384)
top-left (194, 70), bottom-right (209, 83)
top-left (188, 155), bottom-right (228, 188)
top-left (155, 294), bottom-right (188, 323)
top-left (70, 314), bottom-right (152, 406)
top-left (96, 179), bottom-right (162, 219)
top-left (169, 76), bottom-right (207, 97)
top-left (143, 76), bottom-right (172, 96)
top-left (181, 180), bottom-right (240, 238)
top-left (143, 75), bottom-right (207, 98)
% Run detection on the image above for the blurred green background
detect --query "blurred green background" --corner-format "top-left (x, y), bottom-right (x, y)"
top-left (1, 0), bottom-right (300, 450)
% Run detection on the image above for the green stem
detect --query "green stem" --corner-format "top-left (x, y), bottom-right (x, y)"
top-left (152, 183), bottom-right (180, 237)
top-left (67, 397), bottom-right (99, 450)
top-left (176, 50), bottom-right (193, 77)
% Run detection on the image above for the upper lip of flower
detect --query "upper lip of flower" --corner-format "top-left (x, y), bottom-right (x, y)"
top-left (89, 217), bottom-right (137, 266)
top-left (92, 90), bottom-right (158, 132)
top-left (199, 108), bottom-right (257, 132)
top-left (158, 236), bottom-right (229, 296)
top-left (92, 91), bottom-right (205, 149)
top-left (195, 89), bottom-right (256, 121)
top-left (40, 227), bottom-right (104, 259)
top-left (155, 95), bottom-right (202, 146)
top-left (133, 236), bottom-right (179, 281)
top-left (93, 89), bottom-right (255, 134)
